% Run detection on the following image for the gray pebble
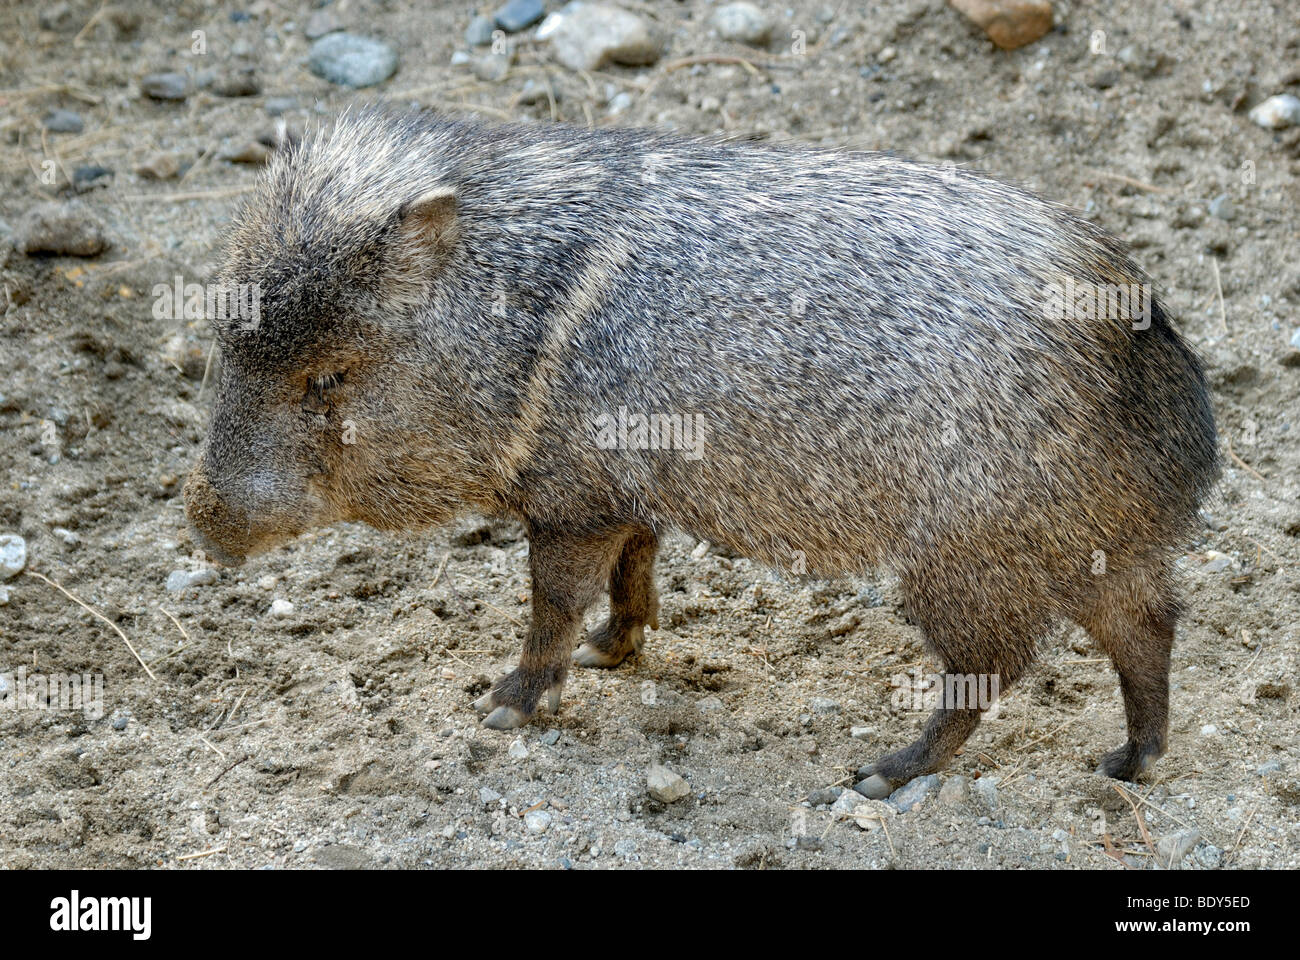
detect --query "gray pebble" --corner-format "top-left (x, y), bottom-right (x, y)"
top-left (479, 787), bottom-right (502, 805)
top-left (540, 729), bottom-right (560, 746)
top-left (264, 97), bottom-right (297, 116)
top-left (111, 715), bottom-right (129, 731)
top-left (72, 165), bottom-right (112, 191)
top-left (43, 109), bottom-right (84, 133)
top-left (15, 202), bottom-right (108, 257)
top-left (972, 776), bottom-right (999, 812)
top-left (938, 775), bottom-right (970, 805)
top-left (307, 33), bottom-right (398, 88)
top-left (466, 15), bottom-right (496, 47)
top-left (1156, 829), bottom-right (1201, 868)
top-left (165, 567), bottom-right (217, 592)
top-left (810, 696), bottom-right (840, 714)
top-left (888, 774), bottom-right (940, 812)
top-left (141, 72), bottom-right (188, 101)
top-left (495, 0), bottom-right (544, 34)
top-left (1208, 193), bottom-right (1235, 221)
top-left (808, 786), bottom-right (842, 806)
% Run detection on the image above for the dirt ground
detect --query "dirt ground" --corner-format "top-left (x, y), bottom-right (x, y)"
top-left (0, 0), bottom-right (1297, 870)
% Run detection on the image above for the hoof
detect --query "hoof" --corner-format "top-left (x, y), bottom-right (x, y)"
top-left (853, 774), bottom-right (895, 800)
top-left (538, 686), bottom-right (562, 715)
top-left (482, 705), bottom-right (529, 730)
top-left (573, 643), bottom-right (624, 668)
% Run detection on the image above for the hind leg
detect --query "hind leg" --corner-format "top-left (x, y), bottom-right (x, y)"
top-left (856, 574), bottom-right (1044, 798)
top-left (573, 529), bottom-right (659, 668)
top-left (1073, 564), bottom-right (1177, 781)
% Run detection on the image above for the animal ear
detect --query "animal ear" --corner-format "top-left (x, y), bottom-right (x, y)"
top-left (397, 186), bottom-right (458, 247)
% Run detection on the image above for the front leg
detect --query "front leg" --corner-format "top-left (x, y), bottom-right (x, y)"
top-left (473, 523), bottom-right (625, 729)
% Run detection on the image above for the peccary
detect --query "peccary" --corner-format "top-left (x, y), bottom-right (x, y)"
top-left (184, 107), bottom-right (1218, 798)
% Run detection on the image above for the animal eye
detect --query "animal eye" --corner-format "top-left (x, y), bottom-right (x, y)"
top-left (313, 371), bottom-right (345, 392)
top-left (304, 371), bottom-right (344, 413)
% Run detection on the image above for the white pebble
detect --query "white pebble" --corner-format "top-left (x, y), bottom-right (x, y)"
top-left (0, 534), bottom-right (27, 580)
top-left (268, 598), bottom-right (295, 618)
top-left (1249, 94), bottom-right (1300, 129)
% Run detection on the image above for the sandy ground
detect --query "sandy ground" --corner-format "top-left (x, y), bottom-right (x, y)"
top-left (0, 0), bottom-right (1297, 870)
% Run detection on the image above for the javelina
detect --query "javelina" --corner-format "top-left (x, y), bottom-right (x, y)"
top-left (184, 107), bottom-right (1218, 798)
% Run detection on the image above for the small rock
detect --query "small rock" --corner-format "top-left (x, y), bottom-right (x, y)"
top-left (1256, 761), bottom-right (1281, 776)
top-left (524, 809), bottom-right (552, 834)
top-left (1156, 829), bottom-right (1201, 869)
top-left (111, 714), bottom-right (129, 731)
top-left (165, 568), bottom-right (217, 592)
top-left (697, 696), bottom-right (723, 712)
top-left (972, 776), bottom-right (999, 812)
top-left (0, 585), bottom-right (10, 606)
top-left (218, 141), bottom-right (271, 165)
top-left (212, 67), bottom-right (260, 97)
top-left (51, 527), bottom-right (79, 546)
top-left (479, 787), bottom-right (502, 805)
top-left (307, 33), bottom-right (399, 88)
top-left (849, 725), bottom-right (873, 739)
top-left (810, 696), bottom-right (840, 714)
top-left (809, 786), bottom-right (842, 806)
top-left (1248, 94), bottom-right (1300, 130)
top-left (141, 72), bottom-right (188, 100)
top-left (1202, 550), bottom-right (1234, 574)
top-left (830, 790), bottom-right (864, 816)
top-left (712, 3), bottom-right (772, 46)
top-left (0, 535), bottom-right (26, 580)
top-left (1291, 327), bottom-right (1300, 350)
top-left (540, 729), bottom-right (560, 746)
top-left (548, 3), bottom-right (662, 73)
top-left (72, 165), bottom-right (113, 191)
top-left (647, 763), bottom-right (690, 803)
top-left (1196, 844), bottom-right (1223, 868)
top-left (1208, 194), bottom-right (1235, 221)
top-left (136, 152), bottom-right (182, 180)
top-left (850, 799), bottom-right (896, 831)
top-left (257, 575), bottom-right (277, 590)
top-left (264, 96), bottom-right (297, 116)
top-left (43, 109), bottom-right (84, 133)
top-left (1200, 723), bottom-right (1217, 736)
top-left (938, 775), bottom-right (970, 805)
top-left (268, 598), bottom-right (295, 618)
top-left (948, 0), bottom-right (1053, 51)
top-left (466, 15), bottom-right (496, 47)
top-left (508, 738), bottom-right (529, 760)
top-left (471, 51), bottom-right (512, 82)
top-left (495, 0), bottom-right (545, 33)
top-left (304, 8), bottom-right (343, 40)
top-left (15, 202), bottom-right (108, 257)
top-left (889, 774), bottom-right (940, 812)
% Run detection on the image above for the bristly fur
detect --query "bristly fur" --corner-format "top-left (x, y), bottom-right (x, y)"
top-left (189, 105), bottom-right (1220, 790)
